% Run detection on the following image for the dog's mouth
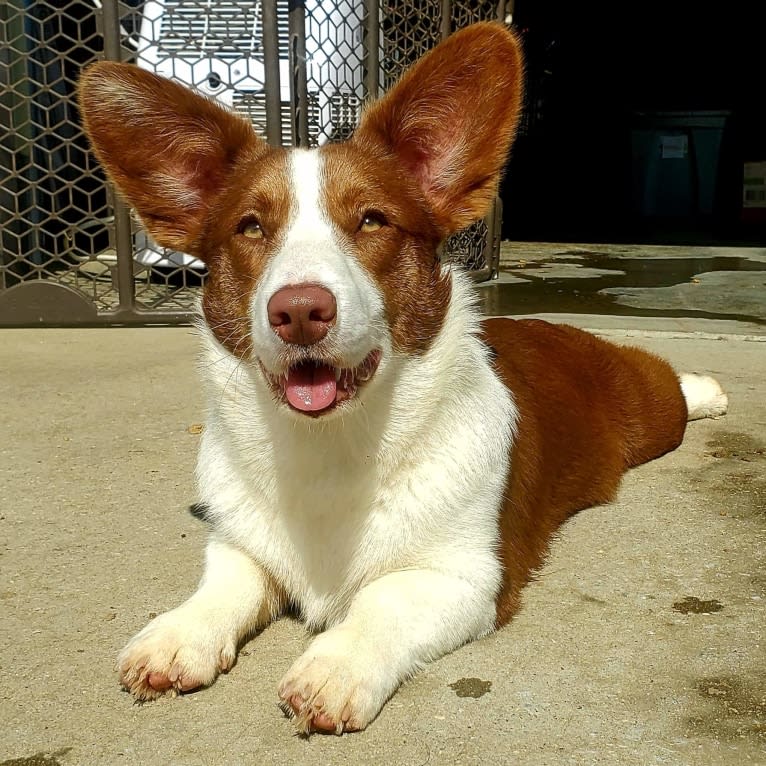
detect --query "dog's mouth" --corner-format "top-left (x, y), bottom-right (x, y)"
top-left (261, 349), bottom-right (382, 415)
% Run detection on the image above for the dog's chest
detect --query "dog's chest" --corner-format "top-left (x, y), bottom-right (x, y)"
top-left (200, 407), bottom-right (423, 626)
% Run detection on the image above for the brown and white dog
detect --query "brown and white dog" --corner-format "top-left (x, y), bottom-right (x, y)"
top-left (78, 23), bottom-right (727, 735)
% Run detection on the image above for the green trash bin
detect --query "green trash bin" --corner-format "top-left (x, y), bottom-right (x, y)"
top-left (631, 110), bottom-right (730, 220)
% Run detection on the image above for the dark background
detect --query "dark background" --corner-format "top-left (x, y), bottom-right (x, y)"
top-left (500, 0), bottom-right (765, 244)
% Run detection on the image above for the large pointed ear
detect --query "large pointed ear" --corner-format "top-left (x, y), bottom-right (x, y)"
top-left (352, 22), bottom-right (524, 235)
top-left (77, 62), bottom-right (261, 255)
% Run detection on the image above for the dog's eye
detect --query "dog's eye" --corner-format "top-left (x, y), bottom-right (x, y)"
top-left (359, 212), bottom-right (386, 233)
top-left (239, 218), bottom-right (264, 239)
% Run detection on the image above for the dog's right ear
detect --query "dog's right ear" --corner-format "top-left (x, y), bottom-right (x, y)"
top-left (78, 63), bottom-right (262, 256)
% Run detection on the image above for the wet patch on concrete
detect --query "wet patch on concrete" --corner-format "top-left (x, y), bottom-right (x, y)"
top-left (705, 432), bottom-right (766, 462)
top-left (0, 750), bottom-right (71, 766)
top-left (502, 259), bottom-right (627, 281)
top-left (702, 432), bottom-right (766, 520)
top-left (481, 253), bottom-right (766, 325)
top-left (687, 676), bottom-right (766, 742)
top-left (448, 678), bottom-right (492, 698)
top-left (710, 472), bottom-right (766, 520)
top-left (673, 596), bottom-right (724, 614)
top-left (601, 271), bottom-right (766, 323)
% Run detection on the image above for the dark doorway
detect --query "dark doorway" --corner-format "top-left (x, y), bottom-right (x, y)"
top-left (502, 1), bottom-right (766, 245)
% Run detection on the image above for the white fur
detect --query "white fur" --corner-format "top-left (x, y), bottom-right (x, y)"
top-left (117, 146), bottom-right (517, 730)
top-left (117, 152), bottom-right (729, 725)
top-left (192, 270), bottom-right (514, 730)
top-left (680, 373), bottom-right (728, 420)
top-left (250, 150), bottom-right (388, 373)
top-left (117, 538), bottom-right (275, 693)
top-left (196, 271), bottom-right (513, 631)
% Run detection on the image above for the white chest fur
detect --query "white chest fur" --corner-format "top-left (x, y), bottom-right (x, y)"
top-left (195, 272), bottom-right (516, 629)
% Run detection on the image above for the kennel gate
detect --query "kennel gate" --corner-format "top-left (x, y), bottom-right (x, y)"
top-left (0, 0), bottom-right (507, 326)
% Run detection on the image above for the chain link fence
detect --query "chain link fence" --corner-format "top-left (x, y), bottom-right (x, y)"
top-left (1, 0), bottom-right (506, 326)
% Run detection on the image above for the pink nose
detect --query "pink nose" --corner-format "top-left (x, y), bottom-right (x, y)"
top-left (267, 284), bottom-right (337, 345)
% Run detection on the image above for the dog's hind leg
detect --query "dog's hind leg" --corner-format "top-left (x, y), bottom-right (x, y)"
top-left (117, 537), bottom-right (281, 700)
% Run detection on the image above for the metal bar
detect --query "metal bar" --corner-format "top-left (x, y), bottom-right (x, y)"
top-left (494, 4), bottom-right (510, 279)
top-left (262, 0), bottom-right (283, 147)
top-left (363, 0), bottom-right (380, 100)
top-left (492, 0), bottom-right (509, 278)
top-left (440, 0), bottom-right (452, 40)
top-left (288, 0), bottom-right (309, 147)
top-left (490, 196), bottom-right (503, 278)
top-left (100, 0), bottom-right (135, 314)
top-left (469, 268), bottom-right (493, 283)
top-left (0, 310), bottom-right (198, 328)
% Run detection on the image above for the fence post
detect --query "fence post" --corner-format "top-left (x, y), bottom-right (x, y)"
top-left (364, 0), bottom-right (380, 100)
top-left (440, 0), bottom-right (452, 40)
top-left (288, 0), bottom-right (309, 147)
top-left (100, 0), bottom-right (135, 316)
top-left (263, 0), bottom-right (283, 147)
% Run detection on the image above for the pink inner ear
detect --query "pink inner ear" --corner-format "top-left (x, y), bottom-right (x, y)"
top-left (405, 129), bottom-right (464, 195)
top-left (78, 61), bottom-right (261, 253)
top-left (352, 23), bottom-right (523, 234)
top-left (401, 145), bottom-right (435, 190)
top-left (149, 167), bottom-right (204, 211)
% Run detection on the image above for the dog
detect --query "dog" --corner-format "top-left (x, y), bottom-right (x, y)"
top-left (78, 22), bottom-right (727, 735)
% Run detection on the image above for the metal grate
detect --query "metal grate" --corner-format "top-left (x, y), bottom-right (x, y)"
top-left (381, 0), bottom-right (442, 86)
top-left (156, 0), bottom-right (289, 60)
top-left (443, 217), bottom-right (495, 275)
top-left (330, 91), bottom-right (362, 141)
top-left (0, 0), bottom-right (117, 323)
top-left (452, 0), bottom-right (502, 29)
top-left (0, 0), bottom-right (506, 326)
top-left (231, 92), bottom-right (297, 147)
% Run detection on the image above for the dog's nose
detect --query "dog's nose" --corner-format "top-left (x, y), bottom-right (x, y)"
top-left (267, 284), bottom-right (337, 345)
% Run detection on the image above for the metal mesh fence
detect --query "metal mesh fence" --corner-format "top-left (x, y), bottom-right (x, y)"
top-left (1, 0), bottom-right (505, 326)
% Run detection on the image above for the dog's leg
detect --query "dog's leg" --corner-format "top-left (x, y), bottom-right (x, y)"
top-left (118, 537), bottom-right (279, 700)
top-left (278, 569), bottom-right (495, 734)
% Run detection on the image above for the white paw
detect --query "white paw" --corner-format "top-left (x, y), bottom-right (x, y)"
top-left (277, 628), bottom-right (394, 735)
top-left (118, 605), bottom-right (238, 700)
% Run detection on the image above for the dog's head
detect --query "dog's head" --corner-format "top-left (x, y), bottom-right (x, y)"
top-left (78, 22), bottom-right (523, 417)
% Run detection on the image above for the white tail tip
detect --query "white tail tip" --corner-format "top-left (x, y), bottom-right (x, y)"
top-left (680, 373), bottom-right (728, 421)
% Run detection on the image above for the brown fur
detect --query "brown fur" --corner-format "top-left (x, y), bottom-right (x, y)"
top-left (483, 318), bottom-right (689, 624)
top-left (353, 22), bottom-right (524, 236)
top-left (320, 142), bottom-right (450, 354)
top-left (78, 63), bottom-right (294, 356)
top-left (77, 26), bottom-right (717, 727)
top-left (78, 63), bottom-right (261, 255)
top-left (200, 147), bottom-right (292, 356)
top-left (77, 23), bottom-right (524, 361)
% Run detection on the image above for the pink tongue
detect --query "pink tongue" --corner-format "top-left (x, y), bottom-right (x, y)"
top-left (284, 363), bottom-right (337, 412)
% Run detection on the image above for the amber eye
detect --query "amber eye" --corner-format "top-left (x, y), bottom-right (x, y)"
top-left (239, 218), bottom-right (264, 239)
top-left (359, 212), bottom-right (386, 233)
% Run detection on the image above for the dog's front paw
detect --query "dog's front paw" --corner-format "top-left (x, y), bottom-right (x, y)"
top-left (118, 605), bottom-right (237, 701)
top-left (278, 628), bottom-right (393, 735)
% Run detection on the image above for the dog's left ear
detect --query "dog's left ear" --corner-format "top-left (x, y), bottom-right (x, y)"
top-left (353, 22), bottom-right (524, 235)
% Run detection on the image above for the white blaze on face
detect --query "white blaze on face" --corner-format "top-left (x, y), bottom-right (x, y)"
top-left (249, 148), bottom-right (388, 374)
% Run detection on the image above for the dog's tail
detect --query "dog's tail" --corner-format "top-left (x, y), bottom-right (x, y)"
top-left (680, 373), bottom-right (728, 421)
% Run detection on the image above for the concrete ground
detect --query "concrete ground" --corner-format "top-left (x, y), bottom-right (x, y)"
top-left (1, 243), bottom-right (765, 765)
